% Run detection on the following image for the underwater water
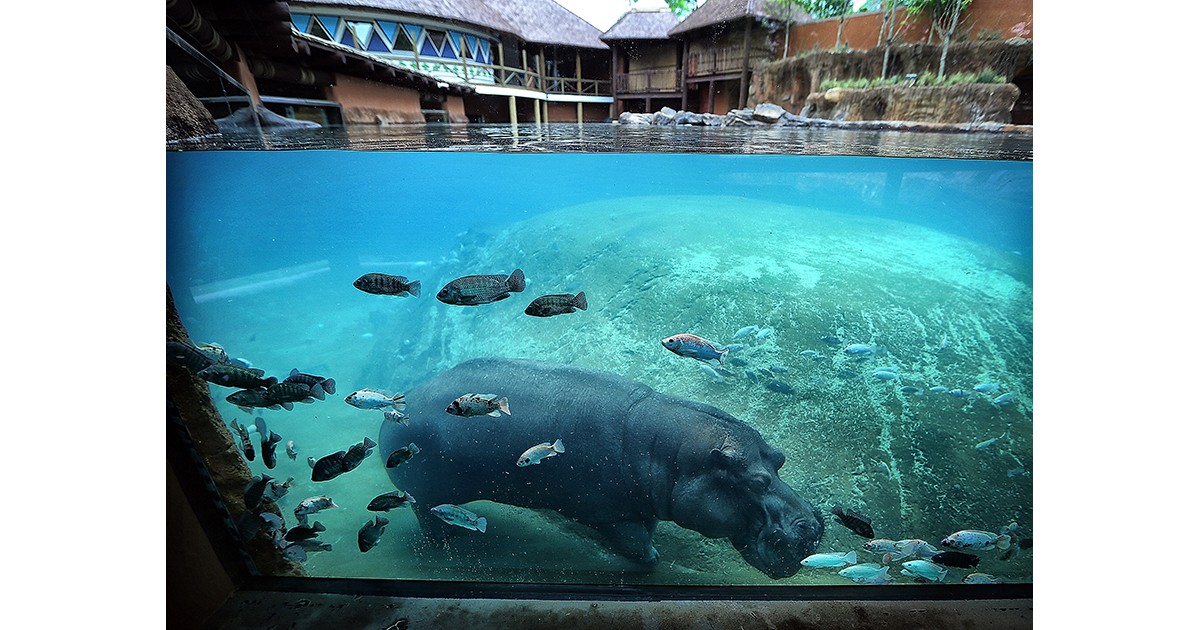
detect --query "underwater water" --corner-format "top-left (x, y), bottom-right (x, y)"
top-left (167, 144), bottom-right (1032, 586)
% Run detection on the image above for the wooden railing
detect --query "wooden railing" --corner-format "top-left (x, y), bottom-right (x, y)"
top-left (429, 59), bottom-right (609, 96)
top-left (615, 67), bottom-right (681, 94)
top-left (686, 44), bottom-right (772, 77)
top-left (544, 75), bottom-right (611, 96)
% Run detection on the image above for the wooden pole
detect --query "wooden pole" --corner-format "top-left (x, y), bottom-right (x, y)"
top-left (610, 46), bottom-right (619, 118)
top-left (508, 94), bottom-right (518, 126)
top-left (680, 39), bottom-right (689, 112)
top-left (576, 49), bottom-right (583, 123)
top-left (739, 18), bottom-right (752, 109)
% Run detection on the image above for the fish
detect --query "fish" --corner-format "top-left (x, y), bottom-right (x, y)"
top-left (383, 409), bottom-right (410, 425)
top-left (723, 343), bottom-right (745, 354)
top-left (262, 477), bottom-right (294, 504)
top-left (1000, 537), bottom-right (1033, 561)
top-left (229, 419), bottom-right (255, 461)
top-left (974, 432), bottom-right (1008, 450)
top-left (282, 368), bottom-right (337, 395)
top-left (231, 420), bottom-right (258, 458)
top-left (698, 363), bottom-right (724, 382)
top-left (284, 521), bottom-right (326, 542)
top-left (862, 539), bottom-right (900, 555)
top-left (436, 268), bottom-right (525, 306)
top-left (354, 272), bottom-right (421, 297)
top-left (167, 340), bottom-right (215, 372)
top-left (765, 380), bottom-right (795, 395)
top-left (899, 386), bottom-right (922, 395)
top-left (729, 357), bottom-right (750, 367)
top-left (836, 369), bottom-right (860, 380)
top-left (661, 333), bottom-right (728, 365)
top-left (838, 563), bottom-right (892, 584)
top-left (754, 327), bottom-right (776, 341)
top-left (820, 335), bottom-right (842, 346)
top-left (831, 505), bottom-right (875, 538)
top-left (358, 515), bottom-right (389, 552)
top-left (243, 474), bottom-right (273, 512)
top-left (882, 539), bottom-right (939, 563)
top-left (368, 490), bottom-right (418, 512)
top-left (929, 386), bottom-right (949, 394)
top-left (801, 551), bottom-right (857, 568)
top-left (282, 544), bottom-right (307, 563)
top-left (768, 365), bottom-right (789, 373)
top-left (286, 440), bottom-right (298, 460)
top-left (341, 437), bottom-right (377, 473)
top-left (386, 443), bottom-right (421, 468)
top-left (294, 495), bottom-right (339, 522)
top-left (194, 342), bottom-right (231, 365)
top-left (255, 418), bottom-right (282, 469)
top-left (901, 559), bottom-right (948, 582)
top-left (973, 383), bottom-right (1000, 393)
top-left (263, 381), bottom-right (325, 410)
top-left (517, 439), bottom-right (565, 467)
top-left (931, 551), bottom-right (981, 568)
top-left (524, 291), bottom-right (588, 317)
top-left (947, 389), bottom-right (970, 398)
top-left (446, 393), bottom-right (510, 417)
top-left (941, 529), bottom-right (1011, 551)
top-left (311, 451), bottom-right (347, 482)
top-left (197, 364), bottom-right (276, 389)
top-left (307, 456), bottom-right (316, 468)
top-left (1007, 466), bottom-right (1029, 478)
top-left (430, 503), bottom-right (487, 533)
top-left (291, 539), bottom-right (333, 554)
top-left (260, 513), bottom-right (286, 548)
top-left (963, 572), bottom-right (1002, 584)
top-left (345, 389), bottom-right (406, 411)
top-left (733, 325), bottom-right (760, 340)
top-left (843, 343), bottom-right (876, 356)
top-left (225, 388), bottom-right (269, 414)
top-left (871, 370), bottom-right (899, 381)
top-left (993, 392), bottom-right (1016, 405)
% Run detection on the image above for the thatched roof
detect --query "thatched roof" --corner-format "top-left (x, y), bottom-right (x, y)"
top-left (667, 0), bottom-right (810, 36)
top-left (600, 9), bottom-right (680, 42)
top-left (295, 1), bottom-right (607, 49)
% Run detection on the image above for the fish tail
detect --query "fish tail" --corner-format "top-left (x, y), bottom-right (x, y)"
top-left (391, 394), bottom-right (406, 411)
top-left (574, 291), bottom-right (588, 310)
top-left (322, 378), bottom-right (337, 395)
top-left (406, 280), bottom-right (421, 297)
top-left (717, 349), bottom-right (729, 366)
top-left (507, 268), bottom-right (526, 292)
top-left (265, 376), bottom-right (279, 387)
top-left (845, 550), bottom-right (857, 564)
top-left (552, 438), bottom-right (565, 453)
top-left (313, 521), bottom-right (325, 532)
top-left (498, 397), bottom-right (511, 415)
top-left (365, 437), bottom-right (378, 449)
top-left (475, 517), bottom-right (487, 533)
top-left (997, 534), bottom-right (1011, 550)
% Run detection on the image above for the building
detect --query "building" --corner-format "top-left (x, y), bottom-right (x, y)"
top-left (601, 9), bottom-right (683, 114)
top-left (168, 0), bottom-right (613, 127)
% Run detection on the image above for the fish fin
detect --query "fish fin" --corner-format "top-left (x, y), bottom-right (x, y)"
top-left (289, 368), bottom-right (300, 377)
top-left (574, 291), bottom-right (588, 310)
top-left (498, 397), bottom-right (510, 415)
top-left (717, 349), bottom-right (728, 366)
top-left (265, 376), bottom-right (278, 387)
top-left (475, 517), bottom-right (487, 533)
top-left (391, 394), bottom-right (406, 411)
top-left (313, 521), bottom-right (325, 532)
top-left (322, 379), bottom-right (336, 395)
top-left (309, 383), bottom-right (325, 400)
top-left (365, 437), bottom-right (378, 449)
top-left (254, 417), bottom-right (267, 434)
top-left (407, 280), bottom-right (421, 297)
top-left (487, 410), bottom-right (502, 417)
top-left (846, 550), bottom-right (857, 564)
top-left (507, 268), bottom-right (526, 292)
top-left (997, 534), bottom-right (1011, 550)
top-left (281, 402), bottom-right (294, 411)
top-left (269, 432), bottom-right (282, 445)
top-left (552, 438), bottom-right (565, 453)
top-left (237, 405), bottom-right (253, 414)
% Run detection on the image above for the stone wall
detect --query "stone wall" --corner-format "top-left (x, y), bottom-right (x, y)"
top-left (750, 39), bottom-right (1033, 113)
top-left (801, 83), bottom-right (1020, 124)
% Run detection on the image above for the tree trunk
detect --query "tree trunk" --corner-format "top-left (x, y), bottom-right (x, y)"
top-left (937, 1), bottom-right (964, 79)
top-left (836, 13), bottom-right (846, 49)
top-left (784, 5), bottom-right (791, 57)
top-left (881, 1), bottom-right (897, 78)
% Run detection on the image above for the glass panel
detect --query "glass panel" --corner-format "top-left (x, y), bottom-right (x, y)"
top-left (316, 16), bottom-right (340, 42)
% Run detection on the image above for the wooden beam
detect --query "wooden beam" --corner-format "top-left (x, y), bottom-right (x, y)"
top-left (611, 46), bottom-right (618, 117)
top-left (739, 18), bottom-right (752, 109)
top-left (680, 39), bottom-right (689, 112)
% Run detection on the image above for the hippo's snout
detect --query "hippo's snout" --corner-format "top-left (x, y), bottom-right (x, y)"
top-left (734, 498), bottom-right (825, 579)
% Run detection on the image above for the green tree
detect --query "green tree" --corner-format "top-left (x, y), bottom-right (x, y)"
top-left (629, 0), bottom-right (698, 17)
top-left (763, 0), bottom-right (809, 57)
top-left (906, 0), bottom-right (972, 78)
top-left (800, 1), bottom-right (855, 50)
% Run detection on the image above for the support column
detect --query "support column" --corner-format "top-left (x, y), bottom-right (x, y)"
top-left (708, 79), bottom-right (715, 114)
top-left (680, 39), bottom-right (689, 112)
top-left (509, 95), bottom-right (518, 127)
top-left (534, 97), bottom-right (542, 125)
top-left (610, 46), bottom-right (618, 118)
top-left (739, 18), bottom-right (752, 109)
top-left (577, 103), bottom-right (583, 124)
top-left (576, 50), bottom-right (584, 124)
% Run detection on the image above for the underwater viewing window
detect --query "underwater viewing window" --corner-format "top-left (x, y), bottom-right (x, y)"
top-left (167, 121), bottom-right (1032, 615)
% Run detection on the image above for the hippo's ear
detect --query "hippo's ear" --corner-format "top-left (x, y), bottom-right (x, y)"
top-left (709, 446), bottom-right (738, 469)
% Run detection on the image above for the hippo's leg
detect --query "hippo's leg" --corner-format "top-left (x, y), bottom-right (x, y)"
top-left (593, 520), bottom-right (660, 566)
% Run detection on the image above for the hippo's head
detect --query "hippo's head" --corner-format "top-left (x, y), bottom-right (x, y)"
top-left (669, 425), bottom-right (824, 579)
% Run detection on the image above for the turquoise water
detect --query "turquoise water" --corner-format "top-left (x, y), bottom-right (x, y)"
top-left (167, 148), bottom-right (1032, 585)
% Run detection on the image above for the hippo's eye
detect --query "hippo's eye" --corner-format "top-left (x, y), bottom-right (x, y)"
top-left (749, 473), bottom-right (771, 493)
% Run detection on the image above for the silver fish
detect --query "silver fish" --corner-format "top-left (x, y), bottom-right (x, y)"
top-left (431, 503), bottom-right (487, 532)
top-left (517, 439), bottom-right (565, 467)
top-left (446, 393), bottom-right (510, 417)
top-left (733, 325), bottom-right (760, 340)
top-left (345, 389), bottom-right (406, 411)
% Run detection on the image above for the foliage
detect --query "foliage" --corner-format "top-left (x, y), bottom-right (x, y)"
top-left (799, 0), bottom-right (855, 20)
top-left (818, 68), bottom-right (1005, 90)
top-left (629, 0), bottom-right (698, 17)
top-left (905, 0), bottom-right (973, 38)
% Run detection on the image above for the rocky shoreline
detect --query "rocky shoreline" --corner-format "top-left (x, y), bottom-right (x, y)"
top-left (617, 103), bottom-right (1032, 135)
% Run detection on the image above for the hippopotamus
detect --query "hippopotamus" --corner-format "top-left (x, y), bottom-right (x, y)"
top-left (379, 357), bottom-right (824, 578)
